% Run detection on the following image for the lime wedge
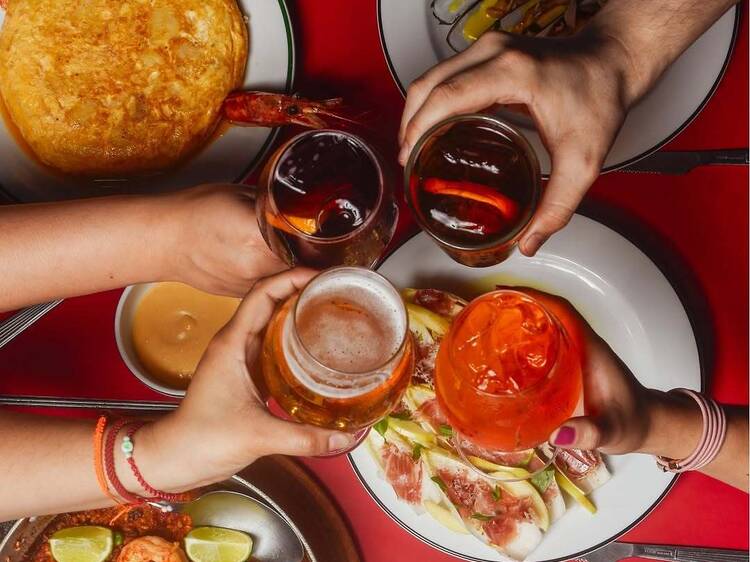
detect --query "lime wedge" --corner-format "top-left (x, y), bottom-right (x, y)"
top-left (184, 527), bottom-right (253, 562)
top-left (49, 526), bottom-right (113, 562)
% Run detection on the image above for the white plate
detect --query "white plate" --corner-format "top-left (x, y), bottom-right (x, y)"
top-left (377, 1), bottom-right (739, 174)
top-left (0, 0), bottom-right (294, 202)
top-left (349, 214), bottom-right (702, 562)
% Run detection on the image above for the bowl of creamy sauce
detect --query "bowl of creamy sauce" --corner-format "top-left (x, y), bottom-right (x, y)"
top-left (115, 282), bottom-right (240, 396)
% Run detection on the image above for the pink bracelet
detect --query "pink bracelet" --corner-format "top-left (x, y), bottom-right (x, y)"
top-left (656, 388), bottom-right (727, 473)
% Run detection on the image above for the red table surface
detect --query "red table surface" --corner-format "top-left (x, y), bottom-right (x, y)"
top-left (0, 1), bottom-right (747, 560)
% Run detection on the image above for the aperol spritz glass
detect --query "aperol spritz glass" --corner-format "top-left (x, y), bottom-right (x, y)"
top-left (435, 289), bottom-right (582, 479)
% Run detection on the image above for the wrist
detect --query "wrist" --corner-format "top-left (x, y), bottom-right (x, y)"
top-left (639, 389), bottom-right (703, 459)
top-left (139, 412), bottom-right (240, 493)
top-left (118, 415), bottom-right (203, 495)
top-left (586, 21), bottom-right (657, 108)
top-left (148, 192), bottom-right (189, 284)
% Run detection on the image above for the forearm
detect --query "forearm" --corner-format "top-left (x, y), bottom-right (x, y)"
top-left (591, 0), bottom-right (738, 105)
top-left (0, 410), bottom-right (191, 521)
top-left (0, 195), bottom-right (177, 311)
top-left (640, 390), bottom-right (748, 491)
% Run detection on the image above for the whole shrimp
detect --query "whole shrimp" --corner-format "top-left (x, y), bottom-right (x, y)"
top-left (222, 91), bottom-right (357, 129)
top-left (117, 536), bottom-right (187, 562)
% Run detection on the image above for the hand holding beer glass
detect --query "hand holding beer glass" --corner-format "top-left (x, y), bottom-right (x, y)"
top-left (255, 266), bottom-right (415, 454)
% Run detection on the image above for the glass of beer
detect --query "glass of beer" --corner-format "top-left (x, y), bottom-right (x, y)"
top-left (435, 290), bottom-right (582, 478)
top-left (256, 130), bottom-right (398, 269)
top-left (257, 266), bottom-right (414, 453)
top-left (405, 114), bottom-right (541, 267)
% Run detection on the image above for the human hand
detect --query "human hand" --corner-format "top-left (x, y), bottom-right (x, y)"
top-left (143, 269), bottom-right (354, 492)
top-left (398, 30), bottom-right (634, 255)
top-left (164, 183), bottom-right (287, 296)
top-left (520, 288), bottom-right (701, 457)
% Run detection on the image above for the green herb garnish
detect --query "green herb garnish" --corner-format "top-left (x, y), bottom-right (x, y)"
top-left (430, 476), bottom-right (448, 493)
top-left (492, 485), bottom-right (502, 502)
top-left (374, 418), bottom-right (389, 437)
top-left (412, 443), bottom-right (424, 461)
top-left (113, 532), bottom-right (124, 546)
top-left (530, 467), bottom-right (555, 493)
top-left (471, 512), bottom-right (495, 521)
top-left (438, 424), bottom-right (454, 437)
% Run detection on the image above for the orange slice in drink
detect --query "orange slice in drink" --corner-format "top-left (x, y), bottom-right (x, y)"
top-left (422, 178), bottom-right (520, 221)
top-left (266, 212), bottom-right (318, 236)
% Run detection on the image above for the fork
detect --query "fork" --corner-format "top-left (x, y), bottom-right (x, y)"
top-left (0, 300), bottom-right (64, 349)
top-left (0, 188), bottom-right (65, 350)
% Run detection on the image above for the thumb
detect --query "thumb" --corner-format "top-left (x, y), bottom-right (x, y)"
top-left (257, 414), bottom-right (356, 457)
top-left (519, 145), bottom-right (599, 256)
top-left (549, 416), bottom-right (607, 451)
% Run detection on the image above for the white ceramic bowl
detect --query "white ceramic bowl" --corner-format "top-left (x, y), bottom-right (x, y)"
top-left (114, 283), bottom-right (186, 398)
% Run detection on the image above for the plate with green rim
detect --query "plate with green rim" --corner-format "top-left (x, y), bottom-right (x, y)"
top-left (0, 0), bottom-right (294, 202)
top-left (377, 0), bottom-right (739, 175)
top-left (349, 214), bottom-right (702, 562)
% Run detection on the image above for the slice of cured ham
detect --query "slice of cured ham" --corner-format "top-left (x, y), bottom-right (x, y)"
top-left (425, 448), bottom-right (545, 560)
top-left (553, 447), bottom-right (611, 494)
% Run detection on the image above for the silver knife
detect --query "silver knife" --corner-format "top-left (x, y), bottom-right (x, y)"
top-left (0, 395), bottom-right (179, 411)
top-left (572, 541), bottom-right (748, 562)
top-left (623, 149), bottom-right (749, 174)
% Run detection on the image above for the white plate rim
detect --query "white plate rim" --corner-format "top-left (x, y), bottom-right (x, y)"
top-left (232, 0), bottom-right (296, 184)
top-left (0, 0), bottom-right (296, 201)
top-left (375, 1), bottom-right (740, 174)
top-left (348, 212), bottom-right (708, 562)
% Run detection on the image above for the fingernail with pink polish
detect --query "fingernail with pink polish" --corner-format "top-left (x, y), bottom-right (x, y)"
top-left (553, 425), bottom-right (576, 446)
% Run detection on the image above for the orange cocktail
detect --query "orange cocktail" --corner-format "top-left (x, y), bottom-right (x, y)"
top-left (435, 290), bottom-right (582, 452)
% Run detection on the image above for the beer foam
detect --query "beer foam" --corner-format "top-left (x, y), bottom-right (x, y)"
top-left (295, 270), bottom-right (406, 373)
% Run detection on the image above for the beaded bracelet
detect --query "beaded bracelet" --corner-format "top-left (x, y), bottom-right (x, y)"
top-left (656, 388), bottom-right (728, 473)
top-left (92, 415), bottom-right (122, 505)
top-left (124, 423), bottom-right (193, 504)
top-left (104, 419), bottom-right (146, 505)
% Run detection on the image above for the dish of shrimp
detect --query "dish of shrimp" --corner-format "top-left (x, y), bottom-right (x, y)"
top-left (26, 505), bottom-right (192, 562)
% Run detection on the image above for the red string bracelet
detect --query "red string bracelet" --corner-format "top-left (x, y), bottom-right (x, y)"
top-left (104, 419), bottom-right (146, 505)
top-left (124, 423), bottom-right (193, 504)
top-left (92, 415), bottom-right (122, 505)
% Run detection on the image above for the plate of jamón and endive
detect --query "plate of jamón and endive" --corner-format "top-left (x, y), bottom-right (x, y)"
top-left (348, 214), bottom-right (701, 562)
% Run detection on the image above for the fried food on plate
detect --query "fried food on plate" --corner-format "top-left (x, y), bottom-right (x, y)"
top-left (0, 0), bottom-right (247, 175)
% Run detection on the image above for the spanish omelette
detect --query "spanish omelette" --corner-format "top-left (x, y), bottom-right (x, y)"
top-left (0, 0), bottom-right (248, 175)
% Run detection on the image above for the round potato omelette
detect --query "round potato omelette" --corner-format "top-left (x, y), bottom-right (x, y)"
top-left (0, 0), bottom-right (248, 175)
